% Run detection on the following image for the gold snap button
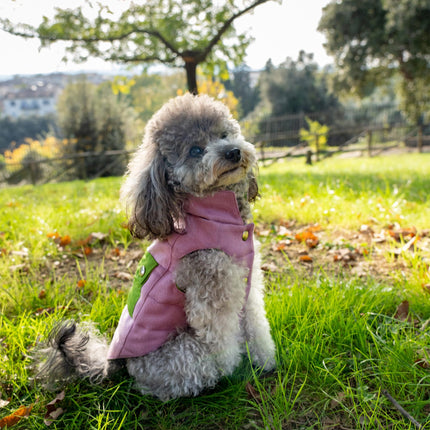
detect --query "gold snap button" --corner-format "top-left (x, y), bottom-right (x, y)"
top-left (242, 230), bottom-right (249, 241)
top-left (140, 265), bottom-right (146, 276)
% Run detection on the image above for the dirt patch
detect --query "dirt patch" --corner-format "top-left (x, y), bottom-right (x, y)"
top-left (258, 221), bottom-right (430, 288)
top-left (31, 221), bottom-right (430, 294)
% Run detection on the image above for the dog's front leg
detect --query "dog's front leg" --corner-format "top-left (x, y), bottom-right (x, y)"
top-left (242, 244), bottom-right (276, 371)
top-left (127, 249), bottom-right (247, 400)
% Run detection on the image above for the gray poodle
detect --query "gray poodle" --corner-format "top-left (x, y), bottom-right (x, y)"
top-left (36, 93), bottom-right (276, 401)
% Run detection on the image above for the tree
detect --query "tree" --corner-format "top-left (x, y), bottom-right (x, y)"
top-left (224, 64), bottom-right (260, 118)
top-left (299, 117), bottom-right (329, 162)
top-left (1, 0), bottom-right (274, 94)
top-left (259, 51), bottom-right (340, 118)
top-left (318, 0), bottom-right (430, 129)
top-left (57, 79), bottom-right (131, 178)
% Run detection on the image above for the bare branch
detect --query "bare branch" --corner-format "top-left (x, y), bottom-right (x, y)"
top-left (200, 0), bottom-right (272, 61)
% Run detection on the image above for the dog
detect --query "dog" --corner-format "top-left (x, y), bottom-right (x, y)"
top-left (36, 93), bottom-right (276, 401)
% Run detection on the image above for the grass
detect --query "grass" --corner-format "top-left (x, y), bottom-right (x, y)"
top-left (1, 153), bottom-right (430, 429)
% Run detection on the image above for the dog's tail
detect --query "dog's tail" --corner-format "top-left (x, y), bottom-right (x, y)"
top-left (35, 320), bottom-right (120, 390)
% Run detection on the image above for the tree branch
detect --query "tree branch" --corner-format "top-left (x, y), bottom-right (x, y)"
top-left (1, 18), bottom-right (181, 57)
top-left (199, 0), bottom-right (272, 61)
top-left (382, 390), bottom-right (422, 429)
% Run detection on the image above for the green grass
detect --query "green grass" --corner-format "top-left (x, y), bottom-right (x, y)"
top-left (255, 153), bottom-right (430, 229)
top-left (1, 153), bottom-right (430, 429)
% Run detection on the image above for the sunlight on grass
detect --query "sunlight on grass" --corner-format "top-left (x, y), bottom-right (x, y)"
top-left (1, 153), bottom-right (429, 429)
top-left (255, 153), bottom-right (430, 230)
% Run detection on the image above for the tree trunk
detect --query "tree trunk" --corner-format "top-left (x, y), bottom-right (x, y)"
top-left (184, 59), bottom-right (198, 94)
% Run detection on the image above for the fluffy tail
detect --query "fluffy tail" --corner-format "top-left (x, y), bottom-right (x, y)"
top-left (35, 320), bottom-right (118, 390)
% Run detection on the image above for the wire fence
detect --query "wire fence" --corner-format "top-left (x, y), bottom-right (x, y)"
top-left (0, 116), bottom-right (428, 187)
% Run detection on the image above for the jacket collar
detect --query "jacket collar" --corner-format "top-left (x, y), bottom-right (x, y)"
top-left (184, 191), bottom-right (244, 225)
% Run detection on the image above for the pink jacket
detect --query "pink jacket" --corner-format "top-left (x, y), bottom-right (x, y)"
top-left (107, 190), bottom-right (255, 359)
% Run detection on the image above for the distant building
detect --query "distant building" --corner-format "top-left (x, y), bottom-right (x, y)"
top-left (0, 83), bottom-right (60, 118)
top-left (0, 72), bottom-right (111, 119)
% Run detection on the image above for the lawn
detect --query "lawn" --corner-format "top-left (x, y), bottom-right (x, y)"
top-left (0, 153), bottom-right (429, 429)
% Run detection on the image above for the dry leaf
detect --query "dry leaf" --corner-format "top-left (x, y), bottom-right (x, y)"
top-left (83, 246), bottom-right (92, 256)
top-left (295, 230), bottom-right (319, 248)
top-left (272, 240), bottom-right (292, 252)
top-left (394, 300), bottom-right (411, 322)
top-left (0, 399), bottom-right (10, 409)
top-left (77, 279), bottom-right (86, 288)
top-left (261, 262), bottom-right (278, 272)
top-left (245, 382), bottom-right (261, 403)
top-left (44, 391), bottom-right (65, 426)
top-left (277, 225), bottom-right (292, 237)
top-left (359, 224), bottom-right (374, 235)
top-left (0, 404), bottom-right (33, 429)
top-left (47, 232), bottom-right (60, 240)
top-left (255, 228), bottom-right (271, 237)
top-left (59, 235), bottom-right (71, 247)
top-left (299, 255), bottom-right (313, 263)
top-left (387, 226), bottom-right (417, 242)
top-left (113, 271), bottom-right (133, 281)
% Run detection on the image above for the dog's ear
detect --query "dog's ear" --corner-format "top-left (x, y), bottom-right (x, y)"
top-left (247, 172), bottom-right (259, 202)
top-left (123, 150), bottom-right (183, 240)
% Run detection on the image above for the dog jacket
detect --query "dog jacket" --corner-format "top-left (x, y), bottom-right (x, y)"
top-left (107, 190), bottom-right (255, 359)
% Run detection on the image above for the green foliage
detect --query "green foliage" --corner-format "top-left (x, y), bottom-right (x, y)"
top-left (57, 78), bottom-right (134, 179)
top-left (224, 64), bottom-right (260, 118)
top-left (0, 115), bottom-right (58, 152)
top-left (0, 0), bottom-right (274, 93)
top-left (121, 71), bottom-right (186, 123)
top-left (259, 51), bottom-right (340, 118)
top-left (318, 0), bottom-right (430, 123)
top-left (299, 117), bottom-right (329, 152)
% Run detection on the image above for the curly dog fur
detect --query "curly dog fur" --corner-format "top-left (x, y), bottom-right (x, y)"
top-left (36, 93), bottom-right (276, 401)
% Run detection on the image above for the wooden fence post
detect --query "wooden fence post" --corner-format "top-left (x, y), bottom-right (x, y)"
top-left (315, 134), bottom-right (320, 161)
top-left (367, 130), bottom-right (373, 157)
top-left (417, 125), bottom-right (423, 153)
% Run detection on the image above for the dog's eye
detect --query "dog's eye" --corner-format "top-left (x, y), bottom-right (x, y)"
top-left (189, 146), bottom-right (204, 157)
top-left (221, 132), bottom-right (228, 139)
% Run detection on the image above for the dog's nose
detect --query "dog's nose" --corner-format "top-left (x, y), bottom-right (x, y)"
top-left (225, 148), bottom-right (241, 163)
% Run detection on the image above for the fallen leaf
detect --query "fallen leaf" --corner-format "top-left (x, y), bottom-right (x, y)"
top-left (38, 290), bottom-right (46, 299)
top-left (245, 382), bottom-right (261, 403)
top-left (261, 262), bottom-right (278, 272)
top-left (90, 232), bottom-right (108, 243)
top-left (272, 239), bottom-right (292, 252)
top-left (359, 224), bottom-right (374, 235)
top-left (306, 224), bottom-right (321, 233)
top-left (47, 231), bottom-right (61, 240)
top-left (44, 391), bottom-right (65, 426)
top-left (59, 235), bottom-right (71, 247)
top-left (77, 279), bottom-right (86, 288)
top-left (0, 404), bottom-right (33, 429)
top-left (394, 300), bottom-right (411, 322)
top-left (295, 230), bottom-right (319, 248)
top-left (277, 225), bottom-right (293, 237)
top-left (0, 399), bottom-right (10, 409)
top-left (387, 226), bottom-right (417, 242)
top-left (256, 229), bottom-right (271, 237)
top-left (113, 271), bottom-right (133, 281)
top-left (83, 246), bottom-right (92, 256)
top-left (299, 255), bottom-right (313, 263)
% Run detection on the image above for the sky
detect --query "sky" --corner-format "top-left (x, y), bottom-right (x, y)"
top-left (0, 0), bottom-right (332, 77)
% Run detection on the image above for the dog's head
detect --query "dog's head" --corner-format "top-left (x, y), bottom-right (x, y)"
top-left (121, 93), bottom-right (258, 239)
